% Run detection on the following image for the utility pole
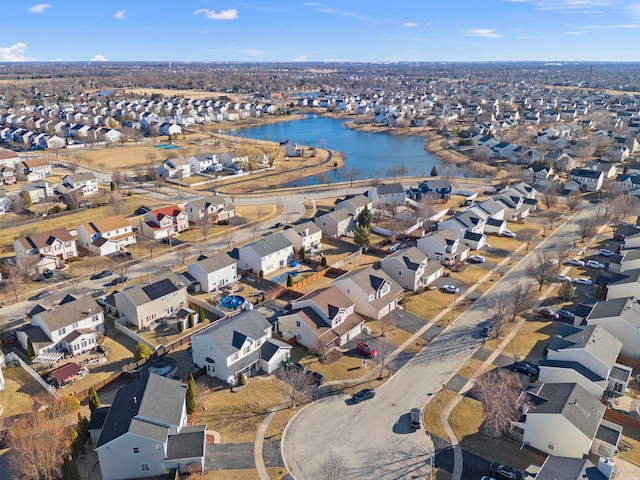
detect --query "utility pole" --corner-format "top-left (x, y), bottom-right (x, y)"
top-left (415, 440), bottom-right (434, 480)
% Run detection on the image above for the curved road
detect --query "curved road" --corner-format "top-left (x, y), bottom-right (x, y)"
top-left (282, 205), bottom-right (594, 480)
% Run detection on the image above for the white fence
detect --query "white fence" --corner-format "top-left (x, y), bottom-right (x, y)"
top-left (5, 351), bottom-right (61, 399)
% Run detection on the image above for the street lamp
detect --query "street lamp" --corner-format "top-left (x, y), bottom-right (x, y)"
top-left (414, 439), bottom-right (434, 480)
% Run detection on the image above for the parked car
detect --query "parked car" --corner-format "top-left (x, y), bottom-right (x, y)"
top-left (554, 274), bottom-right (572, 283)
top-left (468, 254), bottom-right (485, 263)
top-left (134, 206), bottom-right (151, 215)
top-left (547, 257), bottom-right (558, 265)
top-left (28, 290), bottom-right (53, 301)
top-left (352, 388), bottom-right (375, 403)
top-left (599, 249), bottom-right (614, 257)
top-left (565, 258), bottom-right (585, 267)
top-left (481, 477), bottom-right (497, 480)
top-left (481, 323), bottom-right (494, 338)
top-left (613, 233), bottom-right (626, 242)
top-left (285, 362), bottom-right (306, 373)
top-left (489, 463), bottom-right (523, 480)
top-left (1, 332), bottom-right (17, 345)
top-left (91, 269), bottom-right (113, 280)
top-left (538, 307), bottom-right (559, 320)
top-left (589, 198), bottom-right (604, 204)
top-left (557, 309), bottom-right (575, 322)
top-left (357, 341), bottom-right (377, 358)
top-left (586, 259), bottom-right (605, 270)
top-left (511, 361), bottom-right (539, 377)
top-left (42, 268), bottom-right (54, 279)
top-left (305, 370), bottom-right (326, 386)
top-left (440, 285), bottom-right (459, 294)
top-left (573, 277), bottom-right (593, 286)
top-left (272, 222), bottom-right (284, 229)
top-left (108, 276), bottom-right (129, 286)
top-left (410, 407), bottom-right (422, 429)
top-left (501, 229), bottom-right (516, 238)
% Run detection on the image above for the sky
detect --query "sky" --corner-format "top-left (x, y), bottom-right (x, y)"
top-left (1, 1), bottom-right (640, 63)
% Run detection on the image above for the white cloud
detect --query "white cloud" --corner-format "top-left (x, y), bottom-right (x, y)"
top-left (577, 23), bottom-right (640, 29)
top-left (238, 49), bottom-right (264, 56)
top-left (0, 42), bottom-right (33, 62)
top-left (464, 28), bottom-right (502, 38)
top-left (91, 54), bottom-right (107, 61)
top-left (193, 8), bottom-right (239, 20)
top-left (113, 9), bottom-right (126, 20)
top-left (627, 3), bottom-right (640, 17)
top-left (306, 3), bottom-right (368, 21)
top-left (564, 31), bottom-right (583, 35)
top-left (403, 22), bottom-right (418, 27)
top-left (28, 3), bottom-right (51, 14)
top-left (292, 55), bottom-right (308, 62)
top-left (516, 0), bottom-right (616, 13)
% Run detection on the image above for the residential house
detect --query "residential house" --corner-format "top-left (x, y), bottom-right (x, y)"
top-left (157, 158), bottom-right (191, 179)
top-left (545, 152), bottom-right (576, 172)
top-left (599, 269), bottom-right (640, 301)
top-left (191, 309), bottom-right (290, 385)
top-left (0, 147), bottom-right (18, 167)
top-left (586, 297), bottom-right (640, 358)
top-left (0, 189), bottom-right (8, 215)
top-left (21, 180), bottom-right (54, 203)
top-left (511, 382), bottom-right (618, 459)
top-left (280, 139), bottom-right (303, 158)
top-left (185, 196), bottom-right (237, 224)
top-left (438, 210), bottom-right (487, 250)
top-left (533, 456), bottom-right (614, 480)
top-left (523, 164), bottom-right (557, 188)
top-left (539, 324), bottom-right (631, 398)
top-left (313, 209), bottom-right (354, 238)
top-left (232, 233), bottom-right (294, 276)
top-left (418, 179), bottom-right (452, 199)
top-left (333, 266), bottom-right (403, 320)
top-left (158, 123), bottom-right (182, 136)
top-left (16, 295), bottom-right (105, 357)
top-left (94, 374), bottom-right (207, 480)
top-left (380, 246), bottom-right (443, 291)
top-left (14, 227), bottom-right (77, 270)
top-left (568, 168), bottom-right (604, 192)
top-left (220, 151), bottom-right (249, 171)
top-left (62, 172), bottom-right (99, 196)
top-left (467, 198), bottom-right (507, 234)
top-left (188, 153), bottom-right (220, 173)
top-left (77, 214), bottom-right (136, 256)
top-left (334, 194), bottom-right (372, 217)
top-left (186, 252), bottom-right (238, 293)
top-left (140, 205), bottom-right (189, 240)
top-left (608, 249), bottom-right (640, 274)
top-left (614, 174), bottom-right (640, 194)
top-left (16, 158), bottom-right (51, 180)
top-left (367, 183), bottom-right (406, 206)
top-left (0, 166), bottom-right (16, 185)
top-left (281, 221), bottom-right (323, 253)
top-left (417, 229), bottom-right (470, 265)
top-left (278, 286), bottom-right (365, 350)
top-left (114, 271), bottom-right (187, 330)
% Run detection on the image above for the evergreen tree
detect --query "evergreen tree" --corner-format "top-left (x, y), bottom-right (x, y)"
top-left (186, 374), bottom-right (197, 414)
top-left (430, 165), bottom-right (439, 176)
top-left (199, 306), bottom-right (206, 324)
top-left (88, 386), bottom-right (101, 411)
top-left (558, 280), bottom-right (575, 301)
top-left (321, 256), bottom-right (328, 268)
top-left (27, 339), bottom-right (35, 358)
top-left (188, 312), bottom-right (195, 329)
top-left (353, 225), bottom-right (371, 250)
top-left (63, 455), bottom-right (80, 480)
top-left (134, 342), bottom-right (153, 361)
top-left (356, 205), bottom-right (373, 228)
top-left (238, 372), bottom-right (247, 386)
top-left (287, 274), bottom-right (294, 287)
top-left (298, 246), bottom-right (306, 261)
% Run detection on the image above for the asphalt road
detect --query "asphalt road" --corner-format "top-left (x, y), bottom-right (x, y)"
top-left (281, 205), bottom-right (596, 480)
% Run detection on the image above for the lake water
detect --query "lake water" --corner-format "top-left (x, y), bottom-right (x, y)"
top-left (226, 114), bottom-right (444, 186)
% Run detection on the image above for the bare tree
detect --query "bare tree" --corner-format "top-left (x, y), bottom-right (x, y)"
top-left (566, 192), bottom-right (580, 212)
top-left (198, 211), bottom-right (211, 240)
top-left (541, 183), bottom-right (560, 210)
top-left (320, 452), bottom-right (347, 480)
top-left (472, 146), bottom-right (491, 163)
top-left (223, 230), bottom-right (235, 249)
top-left (176, 246), bottom-right (191, 265)
top-left (141, 239), bottom-right (158, 259)
top-left (376, 313), bottom-right (398, 338)
top-left (343, 167), bottom-right (360, 187)
top-left (506, 282), bottom-right (535, 323)
top-left (472, 369), bottom-right (523, 439)
top-left (518, 228), bottom-right (539, 251)
top-left (577, 218), bottom-right (596, 243)
top-left (108, 192), bottom-right (125, 215)
top-left (275, 366), bottom-right (314, 408)
top-left (3, 259), bottom-right (23, 300)
top-left (553, 239), bottom-right (574, 263)
top-left (375, 340), bottom-right (395, 380)
top-left (527, 253), bottom-right (559, 291)
top-left (543, 211), bottom-right (562, 236)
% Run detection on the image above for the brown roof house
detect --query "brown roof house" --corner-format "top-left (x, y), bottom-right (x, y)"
top-left (14, 227), bottom-right (77, 271)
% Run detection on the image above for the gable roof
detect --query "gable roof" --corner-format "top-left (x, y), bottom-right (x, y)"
top-left (242, 232), bottom-right (293, 257)
top-left (118, 271), bottom-right (185, 307)
top-left (82, 214), bottom-right (130, 234)
top-left (195, 252), bottom-right (237, 273)
top-left (16, 227), bottom-right (74, 250)
top-left (32, 295), bottom-right (101, 332)
top-left (547, 324), bottom-right (621, 367)
top-left (381, 246), bottom-right (427, 271)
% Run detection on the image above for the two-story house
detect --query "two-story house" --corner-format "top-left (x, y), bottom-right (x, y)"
top-left (140, 205), bottom-right (189, 240)
top-left (16, 295), bottom-right (105, 357)
top-left (191, 309), bottom-right (291, 385)
top-left (568, 168), bottom-right (604, 192)
top-left (114, 271), bottom-right (187, 330)
top-left (418, 179), bottom-right (452, 199)
top-left (77, 214), bottom-right (136, 256)
top-left (232, 233), bottom-right (294, 276)
top-left (438, 210), bottom-right (487, 250)
top-left (538, 324), bottom-right (631, 398)
top-left (523, 164), bottom-right (558, 188)
top-left (15, 158), bottom-right (51, 180)
top-left (278, 286), bottom-right (365, 351)
top-left (313, 209), bottom-right (354, 238)
top-left (379, 246), bottom-right (443, 292)
top-left (417, 229), bottom-right (469, 265)
top-left (185, 196), bottom-right (237, 224)
top-left (333, 266), bottom-right (403, 320)
top-left (94, 373), bottom-right (207, 480)
top-left (186, 252), bottom-right (238, 293)
top-left (157, 157), bottom-right (191, 179)
top-left (62, 172), bottom-right (99, 196)
top-left (333, 194), bottom-right (373, 217)
top-left (367, 183), bottom-right (407, 206)
top-left (188, 153), bottom-right (221, 173)
top-left (584, 297), bottom-right (640, 358)
top-left (281, 221), bottom-right (323, 253)
top-left (14, 227), bottom-right (78, 270)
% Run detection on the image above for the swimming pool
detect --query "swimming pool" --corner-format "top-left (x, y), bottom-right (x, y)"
top-left (153, 144), bottom-right (181, 150)
top-left (219, 295), bottom-right (246, 310)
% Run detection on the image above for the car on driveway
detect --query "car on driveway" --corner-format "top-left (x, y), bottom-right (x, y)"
top-left (28, 289), bottom-right (54, 301)
top-left (586, 259), bottom-right (605, 270)
top-left (285, 362), bottom-right (306, 373)
top-left (481, 323), bottom-right (494, 338)
top-left (352, 388), bottom-right (375, 403)
top-left (42, 268), bottom-right (54, 279)
top-left (573, 277), bottom-right (593, 286)
top-left (565, 258), bottom-right (586, 267)
top-left (489, 463), bottom-right (523, 479)
top-left (538, 307), bottom-right (559, 320)
top-left (501, 229), bottom-right (516, 238)
top-left (511, 361), bottom-right (539, 377)
top-left (91, 269), bottom-right (113, 280)
top-left (440, 285), bottom-right (459, 294)
top-left (1, 332), bottom-right (17, 345)
top-left (357, 341), bottom-right (377, 358)
top-left (469, 254), bottom-right (485, 263)
top-left (305, 370), bottom-right (326, 386)
top-left (557, 309), bottom-right (575, 322)
top-left (599, 249), bottom-right (614, 257)
top-left (410, 408), bottom-right (422, 429)
top-left (554, 273), bottom-right (571, 283)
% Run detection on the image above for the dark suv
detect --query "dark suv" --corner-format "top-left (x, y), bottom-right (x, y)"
top-left (489, 463), bottom-right (522, 480)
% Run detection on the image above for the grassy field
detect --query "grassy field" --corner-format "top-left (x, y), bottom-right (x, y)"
top-left (422, 388), bottom-right (457, 441)
top-left (198, 468), bottom-right (290, 480)
top-left (0, 365), bottom-right (46, 416)
top-left (404, 289), bottom-right (456, 322)
top-left (500, 318), bottom-right (557, 360)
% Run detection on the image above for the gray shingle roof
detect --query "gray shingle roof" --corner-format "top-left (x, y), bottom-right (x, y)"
top-left (195, 252), bottom-right (237, 273)
top-left (32, 295), bottom-right (101, 333)
top-left (547, 324), bottom-right (621, 368)
top-left (166, 425), bottom-right (206, 460)
top-left (535, 456), bottom-right (606, 480)
top-left (242, 232), bottom-right (292, 257)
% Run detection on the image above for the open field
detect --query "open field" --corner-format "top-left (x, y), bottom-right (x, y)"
top-left (500, 317), bottom-right (557, 360)
top-left (0, 364), bottom-right (45, 417)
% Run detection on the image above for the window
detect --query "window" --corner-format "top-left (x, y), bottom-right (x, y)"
top-left (243, 346), bottom-right (250, 355)
top-left (58, 327), bottom-right (66, 335)
top-left (93, 315), bottom-right (100, 322)
top-left (73, 322), bottom-right (79, 328)
top-left (296, 320), bottom-right (301, 327)
top-left (133, 447), bottom-right (140, 454)
top-left (547, 441), bottom-right (554, 450)
top-left (154, 444), bottom-right (162, 453)
top-left (141, 463), bottom-right (150, 472)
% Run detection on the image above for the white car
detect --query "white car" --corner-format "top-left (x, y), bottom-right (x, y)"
top-left (469, 255), bottom-right (485, 263)
top-left (554, 274), bottom-right (571, 283)
top-left (565, 258), bottom-right (585, 267)
top-left (502, 229), bottom-right (516, 238)
top-left (599, 249), bottom-right (614, 257)
top-left (440, 285), bottom-right (460, 294)
top-left (547, 258), bottom-right (558, 265)
top-left (573, 277), bottom-right (593, 286)
top-left (586, 259), bottom-right (605, 270)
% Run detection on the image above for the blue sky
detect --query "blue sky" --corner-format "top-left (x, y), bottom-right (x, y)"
top-left (1, 1), bottom-right (639, 63)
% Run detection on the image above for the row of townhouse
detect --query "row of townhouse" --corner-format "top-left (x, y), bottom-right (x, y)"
top-left (156, 151), bottom-right (255, 179)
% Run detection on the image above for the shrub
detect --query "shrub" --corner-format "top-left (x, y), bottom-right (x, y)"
top-left (68, 256), bottom-right (79, 262)
top-left (558, 280), bottom-right (575, 301)
top-left (134, 342), bottom-right (153, 361)
top-left (287, 274), bottom-right (293, 287)
top-left (238, 372), bottom-right (247, 386)
top-left (186, 374), bottom-right (197, 414)
top-left (88, 387), bottom-right (101, 411)
top-left (188, 312), bottom-right (195, 329)
top-left (259, 270), bottom-right (264, 278)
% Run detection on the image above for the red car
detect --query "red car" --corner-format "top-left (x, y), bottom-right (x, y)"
top-left (357, 341), bottom-right (377, 358)
top-left (1, 332), bottom-right (17, 345)
top-left (537, 308), bottom-right (559, 320)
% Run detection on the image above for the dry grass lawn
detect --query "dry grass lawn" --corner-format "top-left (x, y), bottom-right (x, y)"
top-left (235, 204), bottom-right (280, 225)
top-left (449, 396), bottom-right (484, 439)
top-left (619, 428), bottom-right (640, 466)
top-left (456, 358), bottom-right (493, 380)
top-left (404, 289), bottom-right (456, 322)
top-left (198, 468), bottom-right (290, 480)
top-left (292, 274), bottom-right (334, 294)
top-left (0, 365), bottom-right (46, 416)
top-left (296, 351), bottom-right (376, 381)
top-left (422, 388), bottom-right (457, 441)
top-left (501, 318), bottom-right (557, 361)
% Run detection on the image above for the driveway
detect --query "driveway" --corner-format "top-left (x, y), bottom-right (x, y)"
top-left (282, 206), bottom-right (595, 479)
top-left (205, 440), bottom-right (285, 471)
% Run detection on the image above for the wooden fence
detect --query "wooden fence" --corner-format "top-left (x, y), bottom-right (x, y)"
top-left (290, 266), bottom-right (347, 290)
top-left (603, 407), bottom-right (640, 430)
top-left (616, 354), bottom-right (640, 370)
